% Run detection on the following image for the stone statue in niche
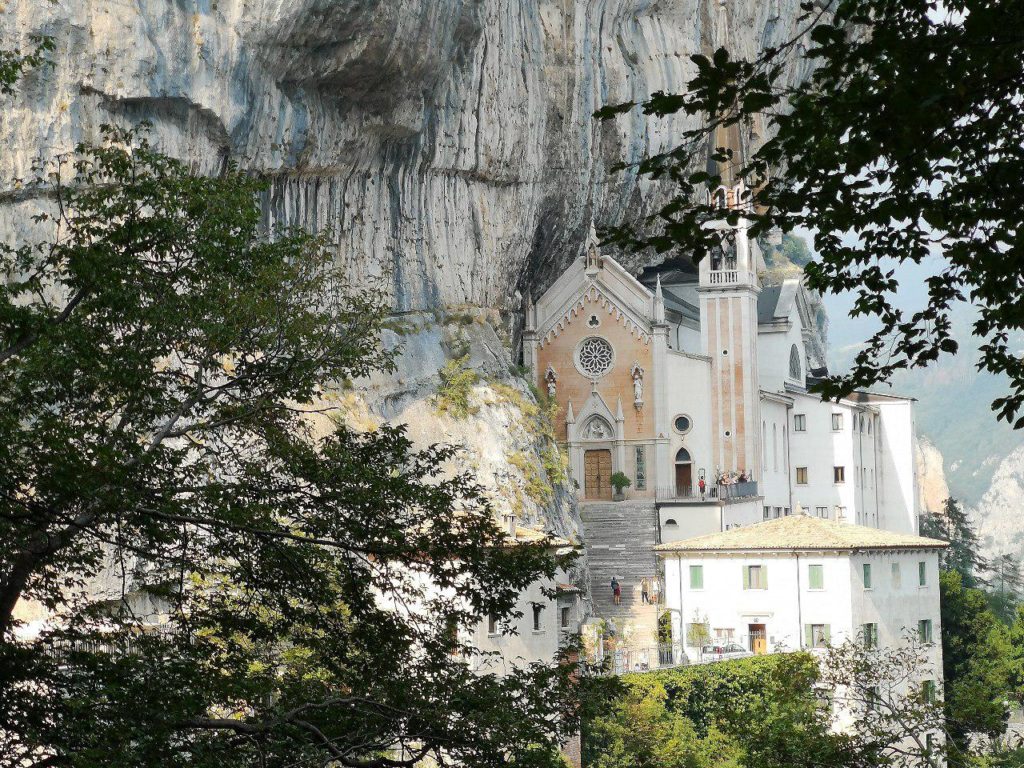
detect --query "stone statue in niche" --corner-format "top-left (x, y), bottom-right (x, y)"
top-left (630, 363), bottom-right (645, 407)
top-left (544, 365), bottom-right (557, 398)
top-left (584, 417), bottom-right (612, 440)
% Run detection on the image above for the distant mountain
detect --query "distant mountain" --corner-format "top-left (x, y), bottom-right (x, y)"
top-left (818, 251), bottom-right (1023, 560)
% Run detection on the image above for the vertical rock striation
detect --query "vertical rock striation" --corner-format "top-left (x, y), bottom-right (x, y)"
top-left (2, 0), bottom-right (806, 312)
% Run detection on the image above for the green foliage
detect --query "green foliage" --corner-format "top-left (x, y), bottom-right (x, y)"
top-left (596, 0), bottom-right (1024, 425)
top-left (0, 35), bottom-right (53, 95)
top-left (610, 472), bottom-right (631, 492)
top-left (583, 653), bottom-right (837, 768)
top-left (658, 611), bottom-right (672, 643)
top-left (510, 451), bottom-right (554, 506)
top-left (760, 233), bottom-right (813, 271)
top-left (0, 128), bottom-right (575, 768)
top-left (432, 354), bottom-right (479, 418)
top-left (920, 497), bottom-right (989, 588)
top-left (940, 570), bottom-right (1016, 757)
top-left (584, 677), bottom-right (739, 768)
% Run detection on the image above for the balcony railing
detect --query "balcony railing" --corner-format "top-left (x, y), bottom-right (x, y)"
top-left (656, 481), bottom-right (758, 502)
top-left (588, 643), bottom-right (686, 674)
top-left (708, 269), bottom-right (738, 284)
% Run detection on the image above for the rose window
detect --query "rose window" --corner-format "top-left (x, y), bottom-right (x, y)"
top-left (577, 337), bottom-right (614, 378)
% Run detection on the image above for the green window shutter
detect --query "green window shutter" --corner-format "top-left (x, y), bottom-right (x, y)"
top-left (804, 624), bottom-right (813, 647)
top-left (919, 561), bottom-right (927, 586)
top-left (690, 565), bottom-right (703, 589)
top-left (762, 565), bottom-right (768, 589)
top-left (808, 564), bottom-right (823, 589)
top-left (824, 625), bottom-right (831, 644)
top-left (863, 563), bottom-right (872, 588)
top-left (742, 566), bottom-right (750, 590)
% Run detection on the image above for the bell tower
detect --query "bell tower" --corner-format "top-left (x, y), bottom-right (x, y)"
top-left (698, 180), bottom-right (763, 481)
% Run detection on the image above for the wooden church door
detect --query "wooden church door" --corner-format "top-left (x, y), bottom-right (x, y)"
top-left (584, 450), bottom-right (612, 500)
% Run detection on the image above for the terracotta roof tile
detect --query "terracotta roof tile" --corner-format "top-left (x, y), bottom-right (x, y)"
top-left (654, 515), bottom-right (948, 554)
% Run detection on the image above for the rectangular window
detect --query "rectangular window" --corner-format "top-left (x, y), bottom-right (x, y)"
top-left (774, 506), bottom-right (782, 518)
top-left (532, 604), bottom-right (544, 632)
top-left (892, 562), bottom-right (902, 588)
top-left (862, 623), bottom-right (879, 649)
top-left (744, 565), bottom-right (766, 590)
top-left (919, 619), bottom-right (933, 643)
top-left (560, 606), bottom-right (571, 629)
top-left (763, 505), bottom-right (771, 520)
top-left (832, 413), bottom-right (843, 431)
top-left (836, 506), bottom-right (846, 520)
top-left (714, 627), bottom-right (735, 640)
top-left (922, 679), bottom-right (936, 704)
top-left (919, 561), bottom-right (928, 587)
top-left (863, 563), bottom-right (873, 589)
top-left (796, 466), bottom-right (808, 485)
top-left (808, 564), bottom-right (824, 590)
top-left (805, 623), bottom-right (830, 648)
top-left (794, 414), bottom-right (806, 432)
top-left (815, 506), bottom-right (828, 518)
top-left (783, 507), bottom-right (791, 516)
top-left (634, 446), bottom-right (647, 490)
top-left (834, 466), bottom-right (846, 483)
top-left (689, 565), bottom-right (704, 590)
top-left (488, 614), bottom-right (499, 635)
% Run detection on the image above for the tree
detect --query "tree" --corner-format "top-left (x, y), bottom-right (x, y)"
top-left (596, 0), bottom-right (1024, 423)
top-left (0, 130), bottom-right (576, 767)
top-left (989, 554), bottom-right (1024, 623)
top-left (920, 497), bottom-right (988, 588)
top-left (815, 637), bottom-right (947, 768)
top-left (939, 571), bottom-right (1015, 763)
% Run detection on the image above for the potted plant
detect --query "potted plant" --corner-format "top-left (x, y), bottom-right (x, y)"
top-left (610, 472), bottom-right (631, 501)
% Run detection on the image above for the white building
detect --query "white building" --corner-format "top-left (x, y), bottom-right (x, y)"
top-left (656, 514), bottom-right (946, 667)
top-left (469, 524), bottom-right (582, 674)
top-left (524, 185), bottom-right (923, 643)
top-left (525, 185), bottom-right (920, 545)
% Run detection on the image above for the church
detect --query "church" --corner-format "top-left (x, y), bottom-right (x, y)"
top-left (524, 183), bottom-right (922, 655)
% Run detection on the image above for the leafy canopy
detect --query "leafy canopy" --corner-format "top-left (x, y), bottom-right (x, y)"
top-left (596, 0), bottom-right (1024, 424)
top-left (0, 129), bottom-right (575, 768)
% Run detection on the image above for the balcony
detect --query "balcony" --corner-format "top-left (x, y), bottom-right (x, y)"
top-left (655, 481), bottom-right (758, 503)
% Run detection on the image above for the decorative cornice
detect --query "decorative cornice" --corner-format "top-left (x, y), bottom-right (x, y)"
top-left (538, 283), bottom-right (651, 348)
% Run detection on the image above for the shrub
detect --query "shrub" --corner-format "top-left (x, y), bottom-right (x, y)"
top-left (610, 472), bottom-right (631, 492)
top-left (432, 354), bottom-right (479, 418)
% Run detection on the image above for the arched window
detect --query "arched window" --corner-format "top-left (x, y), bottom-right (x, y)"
top-left (675, 448), bottom-right (691, 463)
top-left (773, 424), bottom-right (778, 471)
top-left (582, 416), bottom-right (614, 440)
top-left (665, 518), bottom-right (678, 527)
top-left (789, 344), bottom-right (802, 380)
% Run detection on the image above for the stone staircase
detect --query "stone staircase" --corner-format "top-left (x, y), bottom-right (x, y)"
top-left (580, 501), bottom-right (661, 647)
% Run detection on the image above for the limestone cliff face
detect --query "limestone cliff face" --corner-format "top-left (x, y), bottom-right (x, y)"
top-left (2, 0), bottom-right (805, 312)
top-left (2, 0), bottom-right (809, 615)
top-left (916, 436), bottom-right (951, 516)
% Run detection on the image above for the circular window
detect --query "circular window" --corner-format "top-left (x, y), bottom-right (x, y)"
top-left (673, 415), bottom-right (692, 434)
top-left (724, 429), bottom-right (732, 437)
top-left (576, 336), bottom-right (614, 378)
top-left (722, 349), bottom-right (729, 356)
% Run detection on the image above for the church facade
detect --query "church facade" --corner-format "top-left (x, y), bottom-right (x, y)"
top-left (524, 184), bottom-right (919, 542)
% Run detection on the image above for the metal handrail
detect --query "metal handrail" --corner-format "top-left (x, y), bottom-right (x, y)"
top-left (655, 481), bottom-right (758, 502)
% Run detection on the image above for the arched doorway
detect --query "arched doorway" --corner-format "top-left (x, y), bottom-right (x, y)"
top-left (582, 416), bottom-right (614, 501)
top-left (674, 448), bottom-right (693, 497)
